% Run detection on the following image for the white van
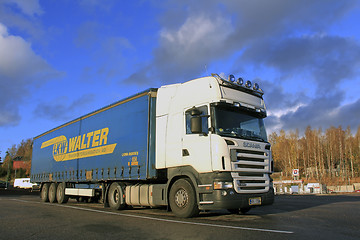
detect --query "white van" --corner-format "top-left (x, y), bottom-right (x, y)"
top-left (14, 178), bottom-right (37, 189)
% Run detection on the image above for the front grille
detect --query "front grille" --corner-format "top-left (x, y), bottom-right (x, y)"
top-left (231, 148), bottom-right (270, 193)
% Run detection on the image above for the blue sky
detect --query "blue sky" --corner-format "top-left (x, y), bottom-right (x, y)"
top-left (1, 0), bottom-right (360, 159)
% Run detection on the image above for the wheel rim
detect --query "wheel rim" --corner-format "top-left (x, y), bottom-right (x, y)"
top-left (174, 188), bottom-right (188, 208)
top-left (57, 185), bottom-right (62, 199)
top-left (113, 189), bottom-right (119, 203)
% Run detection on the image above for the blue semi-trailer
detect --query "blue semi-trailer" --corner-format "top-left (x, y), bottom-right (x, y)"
top-left (31, 74), bottom-right (274, 217)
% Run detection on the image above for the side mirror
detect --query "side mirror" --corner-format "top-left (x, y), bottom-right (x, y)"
top-left (190, 116), bottom-right (202, 134)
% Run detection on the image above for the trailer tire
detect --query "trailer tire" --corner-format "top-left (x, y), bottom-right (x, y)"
top-left (108, 182), bottom-right (126, 210)
top-left (169, 179), bottom-right (199, 218)
top-left (41, 183), bottom-right (50, 202)
top-left (48, 183), bottom-right (58, 203)
top-left (56, 182), bottom-right (69, 204)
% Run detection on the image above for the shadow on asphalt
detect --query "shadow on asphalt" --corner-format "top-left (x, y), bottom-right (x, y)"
top-left (0, 188), bottom-right (40, 196)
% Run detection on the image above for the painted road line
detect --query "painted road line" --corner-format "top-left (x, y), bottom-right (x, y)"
top-left (12, 199), bottom-right (294, 234)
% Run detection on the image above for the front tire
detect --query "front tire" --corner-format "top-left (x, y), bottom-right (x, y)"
top-left (108, 182), bottom-right (126, 210)
top-left (48, 183), bottom-right (58, 203)
top-left (169, 179), bottom-right (199, 218)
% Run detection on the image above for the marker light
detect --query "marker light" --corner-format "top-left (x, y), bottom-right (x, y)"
top-left (214, 181), bottom-right (233, 190)
top-left (237, 77), bottom-right (244, 85)
top-left (245, 80), bottom-right (252, 88)
top-left (253, 83), bottom-right (259, 90)
top-left (228, 74), bottom-right (235, 82)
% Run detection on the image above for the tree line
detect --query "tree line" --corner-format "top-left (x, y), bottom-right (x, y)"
top-left (269, 125), bottom-right (360, 183)
top-left (0, 139), bottom-right (32, 180)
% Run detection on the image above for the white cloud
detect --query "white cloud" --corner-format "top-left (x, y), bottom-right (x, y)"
top-left (0, 23), bottom-right (61, 126)
top-left (161, 15), bottom-right (231, 51)
top-left (268, 103), bottom-right (306, 119)
top-left (124, 14), bottom-right (234, 84)
top-left (9, 0), bottom-right (44, 16)
top-left (159, 15), bottom-right (233, 61)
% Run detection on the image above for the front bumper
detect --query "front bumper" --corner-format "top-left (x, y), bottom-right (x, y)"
top-left (198, 187), bottom-right (274, 210)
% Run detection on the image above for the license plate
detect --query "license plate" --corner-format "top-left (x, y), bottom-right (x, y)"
top-left (249, 197), bottom-right (262, 206)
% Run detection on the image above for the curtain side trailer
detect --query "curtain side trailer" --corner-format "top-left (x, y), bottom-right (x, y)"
top-left (31, 74), bottom-right (274, 217)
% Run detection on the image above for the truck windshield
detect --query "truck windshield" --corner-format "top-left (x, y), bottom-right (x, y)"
top-left (212, 105), bottom-right (268, 142)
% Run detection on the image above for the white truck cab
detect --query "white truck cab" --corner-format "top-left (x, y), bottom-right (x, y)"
top-left (155, 74), bottom-right (273, 215)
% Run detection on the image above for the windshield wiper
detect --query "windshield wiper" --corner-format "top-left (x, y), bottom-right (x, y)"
top-left (239, 135), bottom-right (265, 142)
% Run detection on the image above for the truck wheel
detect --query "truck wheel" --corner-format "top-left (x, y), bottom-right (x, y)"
top-left (56, 182), bottom-right (69, 204)
top-left (108, 182), bottom-right (126, 210)
top-left (41, 183), bottom-right (50, 202)
top-left (169, 179), bottom-right (199, 218)
top-left (48, 183), bottom-right (58, 203)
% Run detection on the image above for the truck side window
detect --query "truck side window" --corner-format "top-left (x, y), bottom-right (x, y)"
top-left (185, 106), bottom-right (208, 134)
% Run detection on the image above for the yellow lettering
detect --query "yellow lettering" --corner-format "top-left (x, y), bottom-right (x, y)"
top-left (99, 127), bottom-right (109, 146)
top-left (53, 144), bottom-right (58, 155)
top-left (81, 134), bottom-right (87, 149)
top-left (69, 137), bottom-right (77, 152)
top-left (86, 132), bottom-right (94, 148)
top-left (129, 151), bottom-right (138, 156)
top-left (58, 143), bottom-right (62, 154)
top-left (75, 135), bottom-right (82, 151)
top-left (92, 130), bottom-right (100, 147)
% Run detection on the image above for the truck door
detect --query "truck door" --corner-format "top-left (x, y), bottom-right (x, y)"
top-left (182, 105), bottom-right (212, 173)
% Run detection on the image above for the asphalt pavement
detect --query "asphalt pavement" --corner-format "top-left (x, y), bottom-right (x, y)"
top-left (0, 189), bottom-right (359, 240)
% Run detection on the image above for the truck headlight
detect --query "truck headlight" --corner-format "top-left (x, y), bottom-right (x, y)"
top-left (214, 181), bottom-right (233, 190)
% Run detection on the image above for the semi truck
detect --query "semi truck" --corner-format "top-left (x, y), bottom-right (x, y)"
top-left (30, 74), bottom-right (274, 217)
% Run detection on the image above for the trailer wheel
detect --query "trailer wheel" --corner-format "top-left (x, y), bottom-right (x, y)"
top-left (108, 182), bottom-right (126, 210)
top-left (48, 183), bottom-right (58, 203)
top-left (56, 182), bottom-right (69, 204)
top-left (169, 179), bottom-right (199, 218)
top-left (41, 183), bottom-right (50, 202)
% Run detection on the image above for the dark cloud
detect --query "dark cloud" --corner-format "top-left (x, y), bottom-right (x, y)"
top-left (260, 80), bottom-right (309, 112)
top-left (264, 90), bottom-right (360, 134)
top-left (279, 91), bottom-right (344, 130)
top-left (129, 0), bottom-right (359, 135)
top-left (240, 35), bottom-right (360, 93)
top-left (33, 94), bottom-right (95, 121)
top-left (122, 0), bottom-right (357, 85)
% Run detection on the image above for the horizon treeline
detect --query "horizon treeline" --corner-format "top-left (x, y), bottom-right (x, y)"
top-left (0, 139), bottom-right (32, 179)
top-left (269, 125), bottom-right (360, 181)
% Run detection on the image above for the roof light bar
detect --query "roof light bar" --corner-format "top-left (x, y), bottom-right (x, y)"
top-left (228, 74), bottom-right (235, 82)
top-left (211, 73), bottom-right (264, 96)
